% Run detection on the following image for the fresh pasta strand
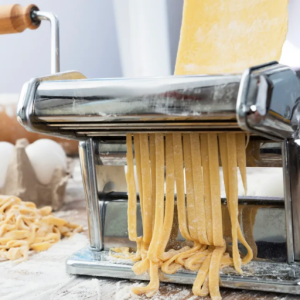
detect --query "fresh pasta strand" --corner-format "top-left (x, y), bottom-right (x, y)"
top-left (209, 241), bottom-right (226, 300)
top-left (207, 133), bottom-right (223, 247)
top-left (133, 133), bottom-right (165, 296)
top-left (140, 134), bottom-right (153, 248)
top-left (184, 247), bottom-right (212, 271)
top-left (175, 244), bottom-right (206, 265)
top-left (162, 243), bottom-right (201, 274)
top-left (190, 133), bottom-right (208, 245)
top-left (200, 134), bottom-right (213, 245)
top-left (193, 253), bottom-right (212, 296)
top-left (0, 195), bottom-right (83, 262)
top-left (131, 261), bottom-right (159, 297)
top-left (183, 134), bottom-right (198, 242)
top-left (173, 133), bottom-right (192, 241)
top-left (242, 206), bottom-right (259, 259)
top-left (125, 134), bottom-right (137, 241)
top-left (133, 134), bottom-right (144, 225)
top-left (118, 131), bottom-right (251, 300)
top-left (225, 133), bottom-right (242, 273)
top-left (157, 134), bottom-right (175, 257)
top-left (149, 134), bottom-right (156, 229)
top-left (219, 134), bottom-right (253, 265)
top-left (147, 133), bottom-right (165, 262)
top-left (159, 246), bottom-right (191, 261)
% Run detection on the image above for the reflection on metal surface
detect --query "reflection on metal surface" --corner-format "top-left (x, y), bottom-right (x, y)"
top-left (284, 139), bottom-right (300, 261)
top-left (79, 140), bottom-right (102, 250)
top-left (100, 200), bottom-right (286, 262)
top-left (95, 138), bottom-right (284, 167)
top-left (17, 63), bottom-right (300, 140)
top-left (66, 247), bottom-right (300, 295)
top-left (84, 137), bottom-right (285, 166)
top-left (237, 62), bottom-right (300, 140)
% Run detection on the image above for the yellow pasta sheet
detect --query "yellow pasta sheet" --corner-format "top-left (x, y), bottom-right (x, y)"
top-left (175, 0), bottom-right (288, 75)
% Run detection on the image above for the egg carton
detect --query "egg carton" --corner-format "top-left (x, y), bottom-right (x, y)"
top-left (0, 139), bottom-right (69, 210)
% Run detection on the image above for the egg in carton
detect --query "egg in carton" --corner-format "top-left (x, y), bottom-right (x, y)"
top-left (0, 138), bottom-right (70, 211)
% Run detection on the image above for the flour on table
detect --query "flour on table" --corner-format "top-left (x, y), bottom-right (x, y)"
top-left (0, 234), bottom-right (88, 300)
top-left (53, 278), bottom-right (100, 300)
top-left (115, 281), bottom-right (144, 300)
top-left (114, 281), bottom-right (192, 300)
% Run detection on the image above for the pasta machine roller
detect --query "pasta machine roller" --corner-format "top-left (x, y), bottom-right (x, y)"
top-left (17, 61), bottom-right (300, 294)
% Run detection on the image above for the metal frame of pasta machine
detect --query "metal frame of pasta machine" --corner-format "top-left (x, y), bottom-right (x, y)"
top-left (17, 61), bottom-right (300, 295)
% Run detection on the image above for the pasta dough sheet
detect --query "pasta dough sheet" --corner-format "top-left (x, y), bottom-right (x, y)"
top-left (175, 0), bottom-right (289, 75)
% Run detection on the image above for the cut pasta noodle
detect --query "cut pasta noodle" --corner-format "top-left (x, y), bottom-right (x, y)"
top-left (173, 133), bottom-right (191, 241)
top-left (126, 134), bottom-right (137, 242)
top-left (183, 134), bottom-right (198, 242)
top-left (224, 133), bottom-right (242, 273)
top-left (147, 133), bottom-right (164, 261)
top-left (200, 133), bottom-right (213, 245)
top-left (207, 133), bottom-right (223, 247)
top-left (140, 133), bottom-right (153, 249)
top-left (157, 134), bottom-right (175, 257)
top-left (0, 195), bottom-right (83, 262)
top-left (110, 132), bottom-right (255, 300)
top-left (190, 132), bottom-right (208, 245)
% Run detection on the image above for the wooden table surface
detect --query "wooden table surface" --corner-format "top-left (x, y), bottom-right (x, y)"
top-left (60, 163), bottom-right (299, 300)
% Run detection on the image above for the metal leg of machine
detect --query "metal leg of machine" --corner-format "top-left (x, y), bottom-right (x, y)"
top-left (284, 139), bottom-right (300, 262)
top-left (78, 139), bottom-right (102, 251)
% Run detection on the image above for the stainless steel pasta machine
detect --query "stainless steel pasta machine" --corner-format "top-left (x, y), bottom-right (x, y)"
top-left (17, 61), bottom-right (300, 294)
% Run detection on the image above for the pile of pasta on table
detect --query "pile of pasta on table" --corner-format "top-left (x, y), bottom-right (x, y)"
top-left (0, 195), bottom-right (83, 262)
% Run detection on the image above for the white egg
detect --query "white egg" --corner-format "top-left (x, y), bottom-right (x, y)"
top-left (30, 139), bottom-right (67, 159)
top-left (25, 139), bottom-right (67, 185)
top-left (0, 142), bottom-right (14, 188)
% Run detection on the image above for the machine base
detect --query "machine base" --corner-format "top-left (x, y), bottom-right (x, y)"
top-left (66, 247), bottom-right (300, 295)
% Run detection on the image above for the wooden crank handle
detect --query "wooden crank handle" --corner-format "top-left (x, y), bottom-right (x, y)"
top-left (0, 4), bottom-right (40, 34)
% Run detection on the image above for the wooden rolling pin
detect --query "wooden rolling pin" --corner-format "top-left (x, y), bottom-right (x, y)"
top-left (0, 4), bottom-right (40, 34)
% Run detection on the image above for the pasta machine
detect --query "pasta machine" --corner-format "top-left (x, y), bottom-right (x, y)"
top-left (17, 61), bottom-right (300, 294)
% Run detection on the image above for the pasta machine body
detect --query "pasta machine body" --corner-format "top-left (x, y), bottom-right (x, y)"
top-left (17, 62), bottom-right (300, 294)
